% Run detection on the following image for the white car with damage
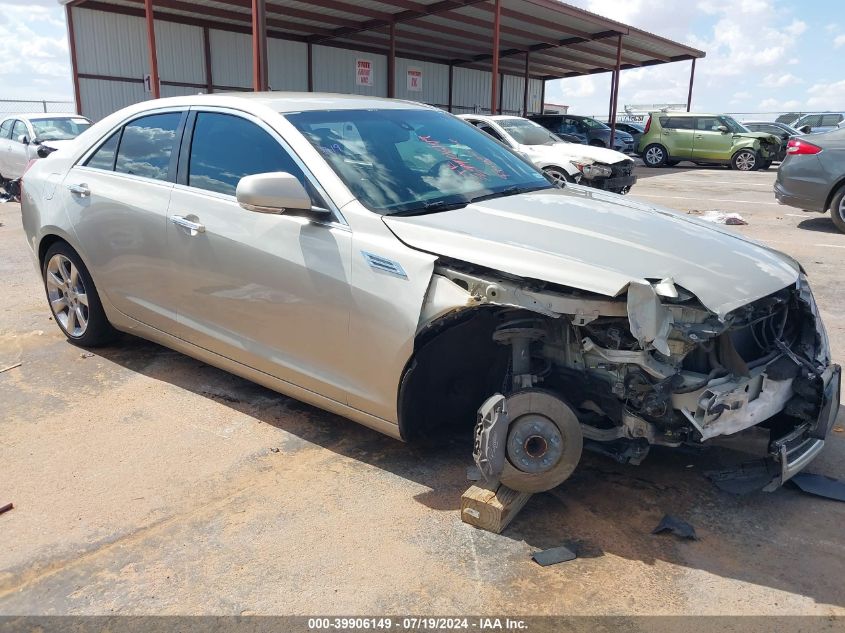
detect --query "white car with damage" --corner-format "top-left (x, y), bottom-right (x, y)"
top-left (20, 94), bottom-right (839, 495)
top-left (459, 114), bottom-right (637, 194)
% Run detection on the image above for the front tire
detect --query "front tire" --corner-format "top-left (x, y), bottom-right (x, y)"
top-left (42, 242), bottom-right (117, 347)
top-left (831, 185), bottom-right (845, 233)
top-left (543, 166), bottom-right (573, 188)
top-left (731, 149), bottom-right (758, 171)
top-left (643, 144), bottom-right (667, 168)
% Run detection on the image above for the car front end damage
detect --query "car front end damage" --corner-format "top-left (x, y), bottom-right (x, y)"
top-left (567, 158), bottom-right (636, 194)
top-left (418, 262), bottom-right (839, 493)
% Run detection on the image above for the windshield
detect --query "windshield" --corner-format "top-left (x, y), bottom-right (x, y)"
top-left (286, 109), bottom-right (552, 215)
top-left (496, 118), bottom-right (559, 146)
top-left (719, 116), bottom-right (750, 134)
top-left (30, 117), bottom-right (91, 141)
top-left (581, 117), bottom-right (609, 130)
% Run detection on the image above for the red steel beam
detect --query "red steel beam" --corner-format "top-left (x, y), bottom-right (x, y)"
top-left (251, 0), bottom-right (268, 91)
top-left (609, 34), bottom-right (622, 146)
top-left (490, 0), bottom-right (501, 114)
top-left (387, 22), bottom-right (396, 98)
top-left (202, 26), bottom-right (213, 92)
top-left (65, 5), bottom-right (83, 114)
top-left (687, 58), bottom-right (696, 111)
top-left (144, 0), bottom-right (160, 98)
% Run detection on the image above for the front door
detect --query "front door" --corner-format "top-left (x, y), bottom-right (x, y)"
top-left (60, 110), bottom-right (185, 332)
top-left (692, 116), bottom-right (734, 161)
top-left (167, 109), bottom-right (352, 403)
top-left (7, 120), bottom-right (32, 178)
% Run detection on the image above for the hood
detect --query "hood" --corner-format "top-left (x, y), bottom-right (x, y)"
top-left (520, 142), bottom-right (630, 165)
top-left (383, 187), bottom-right (799, 318)
top-left (38, 139), bottom-right (78, 152)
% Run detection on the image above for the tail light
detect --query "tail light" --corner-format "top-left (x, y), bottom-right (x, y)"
top-left (786, 139), bottom-right (822, 155)
top-left (644, 115), bottom-right (652, 134)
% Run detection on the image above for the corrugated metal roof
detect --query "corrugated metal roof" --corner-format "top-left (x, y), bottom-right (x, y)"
top-left (66, 0), bottom-right (704, 79)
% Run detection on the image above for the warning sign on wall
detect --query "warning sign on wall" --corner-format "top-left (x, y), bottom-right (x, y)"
top-left (356, 59), bottom-right (373, 86)
top-left (407, 68), bottom-right (422, 92)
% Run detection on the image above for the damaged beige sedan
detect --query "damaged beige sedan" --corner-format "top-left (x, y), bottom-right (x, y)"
top-left (21, 94), bottom-right (840, 494)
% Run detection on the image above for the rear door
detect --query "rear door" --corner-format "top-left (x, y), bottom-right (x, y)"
top-left (60, 108), bottom-right (186, 331)
top-left (660, 116), bottom-right (695, 158)
top-left (692, 116), bottom-right (733, 161)
top-left (166, 108), bottom-right (352, 403)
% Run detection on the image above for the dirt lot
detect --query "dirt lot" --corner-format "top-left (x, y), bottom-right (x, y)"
top-left (1, 163), bottom-right (844, 617)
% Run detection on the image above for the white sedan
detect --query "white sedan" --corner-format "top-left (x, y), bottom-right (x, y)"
top-left (0, 113), bottom-right (92, 185)
top-left (459, 114), bottom-right (636, 193)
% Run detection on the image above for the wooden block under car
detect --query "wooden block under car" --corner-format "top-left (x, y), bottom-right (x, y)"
top-left (461, 482), bottom-right (532, 534)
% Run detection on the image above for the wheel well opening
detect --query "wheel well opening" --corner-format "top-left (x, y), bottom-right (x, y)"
top-left (397, 307), bottom-right (510, 443)
top-left (38, 235), bottom-right (67, 267)
top-left (825, 178), bottom-right (845, 212)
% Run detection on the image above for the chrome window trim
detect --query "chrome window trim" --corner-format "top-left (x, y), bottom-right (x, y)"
top-left (180, 105), bottom-right (348, 227)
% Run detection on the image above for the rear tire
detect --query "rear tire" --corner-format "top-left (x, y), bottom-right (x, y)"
top-left (642, 144), bottom-right (667, 167)
top-left (831, 185), bottom-right (845, 234)
top-left (42, 242), bottom-right (117, 347)
top-left (731, 149), bottom-right (758, 171)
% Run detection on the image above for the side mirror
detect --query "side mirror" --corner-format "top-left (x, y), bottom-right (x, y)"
top-left (799, 125), bottom-right (812, 134)
top-left (236, 172), bottom-right (325, 215)
top-left (18, 134), bottom-right (29, 145)
top-left (716, 125), bottom-right (728, 133)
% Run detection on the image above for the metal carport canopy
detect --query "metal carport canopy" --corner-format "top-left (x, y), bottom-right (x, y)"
top-left (61, 0), bottom-right (705, 120)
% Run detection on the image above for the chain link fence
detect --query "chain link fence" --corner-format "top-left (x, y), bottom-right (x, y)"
top-left (0, 99), bottom-right (76, 115)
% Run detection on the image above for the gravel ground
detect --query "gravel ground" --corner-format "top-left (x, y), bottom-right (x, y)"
top-left (1, 163), bottom-right (843, 618)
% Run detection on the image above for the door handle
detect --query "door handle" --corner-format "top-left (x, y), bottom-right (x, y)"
top-left (171, 214), bottom-right (206, 236)
top-left (695, 135), bottom-right (703, 139)
top-left (66, 183), bottom-right (90, 197)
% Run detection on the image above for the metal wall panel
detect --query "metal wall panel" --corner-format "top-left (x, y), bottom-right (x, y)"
top-left (210, 29), bottom-right (251, 88)
top-left (501, 75), bottom-right (543, 115)
top-left (394, 58), bottom-right (449, 107)
top-left (452, 67), bottom-right (492, 112)
top-left (268, 39), bottom-right (308, 91)
top-left (155, 21), bottom-right (205, 84)
top-left (160, 84), bottom-right (207, 98)
top-left (313, 45), bottom-right (387, 96)
top-left (79, 78), bottom-right (148, 122)
top-left (74, 8), bottom-right (148, 78)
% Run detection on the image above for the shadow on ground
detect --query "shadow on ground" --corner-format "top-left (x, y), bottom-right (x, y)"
top-left (798, 216), bottom-right (840, 234)
top-left (93, 335), bottom-right (845, 609)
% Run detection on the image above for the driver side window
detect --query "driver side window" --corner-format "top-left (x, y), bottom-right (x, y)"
top-left (696, 117), bottom-right (721, 131)
top-left (11, 120), bottom-right (28, 143)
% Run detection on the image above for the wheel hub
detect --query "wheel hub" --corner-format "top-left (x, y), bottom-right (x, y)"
top-left (506, 413), bottom-right (564, 474)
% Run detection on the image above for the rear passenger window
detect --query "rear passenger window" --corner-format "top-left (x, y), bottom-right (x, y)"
top-left (187, 112), bottom-right (312, 199)
top-left (665, 117), bottom-right (693, 130)
top-left (0, 120), bottom-right (12, 139)
top-left (85, 131), bottom-right (121, 171)
top-left (115, 112), bottom-right (181, 181)
top-left (476, 124), bottom-right (505, 143)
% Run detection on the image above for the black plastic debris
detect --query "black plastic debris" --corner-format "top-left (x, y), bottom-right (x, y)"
top-left (790, 473), bottom-right (845, 502)
top-left (651, 514), bottom-right (698, 540)
top-left (0, 502), bottom-right (13, 516)
top-left (532, 545), bottom-right (576, 566)
top-left (705, 460), bottom-right (778, 495)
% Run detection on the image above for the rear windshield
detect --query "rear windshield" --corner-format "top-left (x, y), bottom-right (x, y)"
top-left (285, 108), bottom-right (551, 216)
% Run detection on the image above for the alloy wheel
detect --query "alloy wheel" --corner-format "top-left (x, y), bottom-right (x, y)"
top-left (544, 168), bottom-right (568, 187)
top-left (45, 254), bottom-right (89, 337)
top-left (645, 146), bottom-right (664, 165)
top-left (735, 151), bottom-right (756, 171)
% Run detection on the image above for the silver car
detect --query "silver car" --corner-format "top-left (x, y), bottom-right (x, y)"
top-left (0, 113), bottom-right (92, 184)
top-left (20, 93), bottom-right (840, 493)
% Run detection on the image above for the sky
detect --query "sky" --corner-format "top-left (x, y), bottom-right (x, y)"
top-left (0, 0), bottom-right (843, 114)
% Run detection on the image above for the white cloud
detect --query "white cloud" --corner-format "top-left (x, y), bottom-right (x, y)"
top-left (835, 34), bottom-right (845, 48)
top-left (784, 20), bottom-right (807, 36)
top-left (760, 73), bottom-right (801, 87)
top-left (806, 79), bottom-right (845, 108)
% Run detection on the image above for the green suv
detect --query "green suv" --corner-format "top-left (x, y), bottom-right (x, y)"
top-left (638, 112), bottom-right (780, 171)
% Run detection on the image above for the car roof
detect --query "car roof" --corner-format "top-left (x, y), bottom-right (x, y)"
top-left (458, 114), bottom-right (524, 122)
top-left (650, 111), bottom-right (721, 117)
top-left (1, 113), bottom-right (90, 122)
